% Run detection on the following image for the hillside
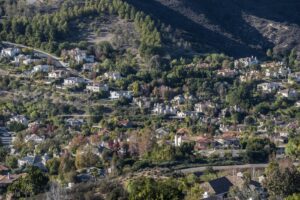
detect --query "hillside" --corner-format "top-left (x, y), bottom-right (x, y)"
top-left (125, 0), bottom-right (300, 57)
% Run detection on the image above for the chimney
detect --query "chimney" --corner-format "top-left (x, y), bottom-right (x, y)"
top-left (7, 172), bottom-right (10, 180)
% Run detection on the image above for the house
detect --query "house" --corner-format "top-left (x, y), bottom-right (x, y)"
top-left (104, 72), bottom-right (122, 80)
top-left (65, 118), bottom-right (84, 127)
top-left (265, 68), bottom-right (278, 78)
top-left (85, 55), bottom-right (95, 63)
top-left (176, 111), bottom-right (198, 119)
top-left (278, 66), bottom-right (291, 77)
top-left (12, 54), bottom-right (30, 65)
top-left (194, 136), bottom-right (213, 151)
top-left (32, 65), bottom-right (53, 73)
top-left (41, 153), bottom-right (50, 166)
top-left (217, 69), bottom-right (238, 78)
top-left (0, 127), bottom-right (14, 146)
top-left (261, 61), bottom-right (284, 68)
top-left (24, 134), bottom-right (44, 144)
top-left (133, 97), bottom-right (151, 109)
top-left (19, 155), bottom-right (46, 170)
top-left (288, 72), bottom-right (300, 83)
top-left (265, 66), bottom-right (291, 78)
top-left (82, 63), bottom-right (97, 71)
top-left (48, 70), bottom-right (68, 79)
top-left (185, 94), bottom-right (197, 102)
top-left (23, 58), bottom-right (39, 66)
top-left (152, 103), bottom-right (177, 115)
top-left (18, 155), bottom-right (40, 168)
top-left (257, 82), bottom-right (280, 93)
top-left (234, 56), bottom-right (259, 68)
top-left (86, 83), bottom-right (109, 92)
top-left (172, 95), bottom-right (185, 104)
top-left (155, 128), bottom-right (169, 139)
top-left (0, 165), bottom-right (9, 174)
top-left (0, 173), bottom-right (26, 191)
top-left (63, 77), bottom-right (86, 87)
top-left (240, 70), bottom-right (260, 82)
top-left (66, 48), bottom-right (93, 64)
top-left (201, 176), bottom-right (243, 200)
top-left (194, 102), bottom-right (216, 114)
top-left (109, 91), bottom-right (132, 99)
top-left (215, 132), bottom-right (240, 149)
top-left (9, 115), bottom-right (28, 126)
top-left (277, 89), bottom-right (298, 99)
top-left (118, 120), bottom-right (132, 128)
top-left (1, 47), bottom-right (20, 57)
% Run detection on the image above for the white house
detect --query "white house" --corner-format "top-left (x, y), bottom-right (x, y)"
top-left (277, 89), bottom-right (298, 99)
top-left (65, 118), bottom-right (84, 127)
top-left (234, 56), bottom-right (259, 68)
top-left (18, 155), bottom-right (39, 168)
top-left (194, 102), bottom-right (215, 113)
top-left (48, 70), bottom-right (68, 79)
top-left (257, 82), bottom-right (280, 93)
top-left (172, 95), bottom-right (185, 104)
top-left (104, 72), bottom-right (122, 80)
top-left (24, 134), bottom-right (44, 144)
top-left (152, 103), bottom-right (177, 115)
top-left (63, 77), bottom-right (86, 87)
top-left (155, 128), bottom-right (169, 139)
top-left (217, 69), bottom-right (238, 78)
top-left (12, 54), bottom-right (30, 64)
top-left (133, 97), bottom-right (151, 109)
top-left (9, 115), bottom-right (28, 126)
top-left (32, 65), bottom-right (52, 73)
top-left (86, 83), bottom-right (109, 92)
top-left (265, 68), bottom-right (278, 78)
top-left (1, 47), bottom-right (20, 57)
top-left (110, 91), bottom-right (132, 99)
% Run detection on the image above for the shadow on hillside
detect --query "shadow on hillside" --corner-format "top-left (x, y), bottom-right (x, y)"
top-left (126, 0), bottom-right (300, 57)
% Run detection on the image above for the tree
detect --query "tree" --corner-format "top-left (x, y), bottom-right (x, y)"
top-left (286, 136), bottom-right (300, 159)
top-left (229, 178), bottom-right (261, 200)
top-left (127, 177), bottom-right (183, 200)
top-left (59, 152), bottom-right (76, 182)
top-left (8, 166), bottom-right (49, 198)
top-left (46, 182), bottom-right (67, 200)
top-left (94, 41), bottom-right (114, 60)
top-left (285, 194), bottom-right (300, 200)
top-left (185, 184), bottom-right (204, 200)
top-left (75, 146), bottom-right (101, 169)
top-left (0, 147), bottom-right (8, 162)
top-left (263, 161), bottom-right (300, 199)
top-left (245, 137), bottom-right (276, 163)
top-left (46, 158), bottom-right (60, 175)
top-left (5, 155), bottom-right (18, 169)
top-left (8, 121), bottom-right (27, 132)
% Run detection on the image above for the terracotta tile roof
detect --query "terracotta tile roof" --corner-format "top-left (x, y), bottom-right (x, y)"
top-left (0, 165), bottom-right (9, 171)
